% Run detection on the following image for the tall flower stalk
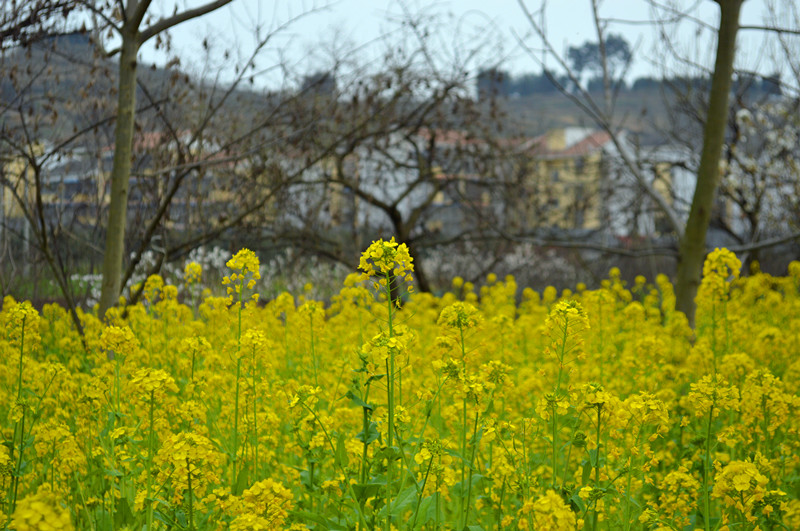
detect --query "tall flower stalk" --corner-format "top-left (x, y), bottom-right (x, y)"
top-left (687, 375), bottom-right (739, 531)
top-left (222, 248), bottom-right (261, 491)
top-left (357, 237), bottom-right (414, 529)
top-left (537, 300), bottom-right (590, 488)
top-left (437, 301), bottom-right (482, 526)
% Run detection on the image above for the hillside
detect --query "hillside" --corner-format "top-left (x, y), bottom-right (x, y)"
top-left (501, 89), bottom-right (686, 144)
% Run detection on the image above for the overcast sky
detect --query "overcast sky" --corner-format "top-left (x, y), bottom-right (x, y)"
top-left (138, 0), bottom-right (799, 88)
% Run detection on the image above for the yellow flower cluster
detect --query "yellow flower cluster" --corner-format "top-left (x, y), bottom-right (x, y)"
top-left (99, 324), bottom-right (139, 359)
top-left (519, 490), bottom-right (579, 530)
top-left (363, 325), bottom-right (414, 363)
top-left (184, 261), bottom-right (203, 284)
top-left (698, 247), bottom-right (742, 302)
top-left (3, 298), bottom-right (41, 350)
top-left (437, 301), bottom-right (482, 330)
top-left (155, 432), bottom-right (225, 505)
top-left (128, 367), bottom-right (178, 401)
top-left (223, 248), bottom-right (261, 299)
top-left (686, 375), bottom-right (740, 418)
top-left (11, 485), bottom-right (74, 531)
top-left (357, 237), bottom-right (415, 297)
top-left (714, 459), bottom-right (769, 523)
top-left (358, 237), bottom-right (414, 277)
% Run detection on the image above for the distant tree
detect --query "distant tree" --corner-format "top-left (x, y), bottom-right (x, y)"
top-left (631, 76), bottom-right (660, 91)
top-left (0, 0), bottom-right (76, 46)
top-left (672, 75), bottom-right (710, 93)
top-left (567, 33), bottom-right (632, 82)
top-left (587, 75), bottom-right (625, 93)
top-left (731, 71), bottom-right (758, 97)
top-left (477, 68), bottom-right (510, 100)
top-left (511, 70), bottom-right (563, 96)
top-left (301, 71), bottom-right (336, 95)
top-left (760, 73), bottom-right (782, 96)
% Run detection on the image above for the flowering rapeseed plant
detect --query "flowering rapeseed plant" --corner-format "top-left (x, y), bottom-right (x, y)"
top-left (0, 248), bottom-right (797, 530)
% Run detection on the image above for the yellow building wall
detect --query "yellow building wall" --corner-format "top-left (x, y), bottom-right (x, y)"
top-left (1, 156), bottom-right (36, 220)
top-left (522, 149), bottom-right (605, 231)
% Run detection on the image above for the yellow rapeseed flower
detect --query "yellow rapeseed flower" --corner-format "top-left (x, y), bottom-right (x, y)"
top-left (11, 485), bottom-right (74, 531)
top-left (437, 301), bottom-right (482, 330)
top-left (519, 489), bottom-right (577, 530)
top-left (698, 247), bottom-right (741, 302)
top-left (99, 325), bottom-right (139, 359)
top-left (687, 375), bottom-right (739, 418)
top-left (714, 459), bottom-right (768, 521)
top-left (184, 261), bottom-right (203, 284)
top-left (223, 249), bottom-right (261, 299)
top-left (358, 237), bottom-right (414, 283)
top-left (4, 299), bottom-right (41, 350)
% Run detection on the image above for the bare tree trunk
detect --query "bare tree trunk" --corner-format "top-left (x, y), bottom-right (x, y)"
top-left (98, 29), bottom-right (138, 316)
top-left (405, 239), bottom-right (431, 293)
top-left (675, 0), bottom-right (743, 326)
top-left (95, 0), bottom-right (232, 317)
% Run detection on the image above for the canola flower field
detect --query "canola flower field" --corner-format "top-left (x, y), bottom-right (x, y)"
top-left (1, 240), bottom-right (799, 530)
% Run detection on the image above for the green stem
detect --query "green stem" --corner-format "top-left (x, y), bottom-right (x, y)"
top-left (703, 406), bottom-right (715, 531)
top-left (146, 392), bottom-right (155, 531)
top-left (385, 273), bottom-right (395, 531)
top-left (231, 357), bottom-right (241, 490)
top-left (6, 321), bottom-right (26, 514)
top-left (252, 346), bottom-right (259, 480)
top-left (301, 403), bottom-right (371, 530)
top-left (459, 324), bottom-right (468, 523)
top-left (622, 431), bottom-right (642, 531)
top-left (360, 385), bottom-right (372, 487)
top-left (10, 410), bottom-right (25, 515)
top-left (552, 317), bottom-right (568, 488)
top-left (561, 419), bottom-right (580, 488)
top-left (409, 455), bottom-right (434, 530)
top-left (232, 284), bottom-right (243, 490)
top-left (591, 406), bottom-right (602, 531)
top-left (187, 458), bottom-right (195, 531)
top-left (552, 404), bottom-right (559, 488)
top-left (463, 410), bottom-right (480, 528)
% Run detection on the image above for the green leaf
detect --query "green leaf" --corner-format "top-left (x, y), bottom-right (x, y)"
top-left (443, 447), bottom-right (464, 460)
top-left (104, 467), bottom-right (124, 478)
top-left (356, 421), bottom-right (379, 444)
top-left (412, 495), bottom-right (436, 529)
top-left (300, 469), bottom-right (313, 490)
top-left (366, 373), bottom-right (386, 385)
top-left (374, 445), bottom-right (402, 463)
top-left (582, 460), bottom-right (592, 484)
top-left (352, 482), bottom-right (384, 502)
top-left (570, 493), bottom-right (587, 513)
top-left (345, 390), bottom-right (374, 411)
top-left (588, 448), bottom-right (600, 468)
top-left (389, 485), bottom-right (419, 517)
top-left (234, 467), bottom-right (250, 496)
top-left (621, 492), bottom-right (641, 509)
top-left (113, 497), bottom-right (134, 528)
